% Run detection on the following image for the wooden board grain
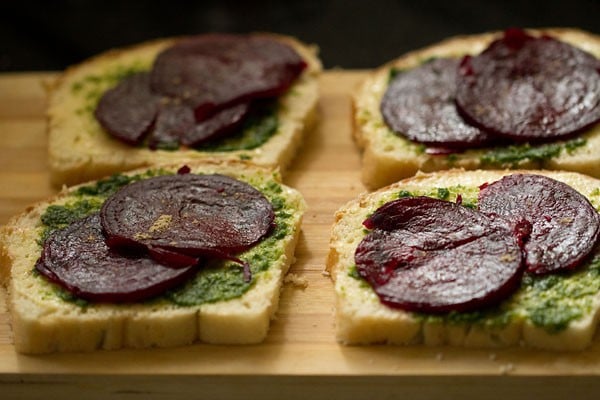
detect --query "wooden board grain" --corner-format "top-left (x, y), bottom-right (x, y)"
top-left (1, 71), bottom-right (600, 399)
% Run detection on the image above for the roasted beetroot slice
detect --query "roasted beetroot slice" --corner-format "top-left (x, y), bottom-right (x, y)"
top-left (36, 213), bottom-right (197, 303)
top-left (149, 34), bottom-right (306, 117)
top-left (180, 102), bottom-right (250, 147)
top-left (147, 101), bottom-right (250, 149)
top-left (456, 28), bottom-right (600, 142)
top-left (355, 197), bottom-right (527, 313)
top-left (478, 174), bottom-right (600, 275)
top-left (148, 102), bottom-right (195, 149)
top-left (381, 58), bottom-right (493, 148)
top-left (94, 72), bottom-right (161, 145)
top-left (100, 173), bottom-right (275, 258)
top-left (147, 246), bottom-right (200, 269)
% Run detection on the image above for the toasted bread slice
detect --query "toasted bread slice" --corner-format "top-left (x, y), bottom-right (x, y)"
top-left (353, 28), bottom-right (600, 189)
top-left (327, 169), bottom-right (600, 350)
top-left (47, 34), bottom-right (321, 187)
top-left (0, 160), bottom-right (305, 354)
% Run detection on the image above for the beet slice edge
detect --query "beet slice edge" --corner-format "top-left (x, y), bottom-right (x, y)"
top-left (36, 213), bottom-right (198, 303)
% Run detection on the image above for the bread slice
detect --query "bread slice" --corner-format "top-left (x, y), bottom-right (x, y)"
top-left (353, 28), bottom-right (600, 189)
top-left (0, 159), bottom-right (306, 354)
top-left (47, 34), bottom-right (322, 187)
top-left (327, 169), bottom-right (600, 350)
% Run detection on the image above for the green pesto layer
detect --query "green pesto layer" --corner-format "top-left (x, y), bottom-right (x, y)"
top-left (38, 170), bottom-right (296, 307)
top-left (350, 184), bottom-right (600, 334)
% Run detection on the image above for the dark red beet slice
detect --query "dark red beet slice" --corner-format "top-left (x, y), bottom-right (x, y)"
top-left (456, 28), bottom-right (600, 141)
top-left (478, 174), bottom-right (600, 275)
top-left (180, 102), bottom-right (250, 147)
top-left (381, 58), bottom-right (493, 149)
top-left (94, 72), bottom-right (161, 145)
top-left (150, 34), bottom-right (306, 118)
top-left (148, 102), bottom-right (250, 149)
top-left (100, 173), bottom-right (275, 258)
top-left (355, 197), bottom-right (527, 313)
top-left (146, 246), bottom-right (200, 269)
top-left (36, 213), bottom-right (197, 303)
top-left (148, 102), bottom-right (195, 149)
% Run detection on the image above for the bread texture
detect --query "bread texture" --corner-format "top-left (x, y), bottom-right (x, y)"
top-left (47, 34), bottom-right (322, 187)
top-left (327, 169), bottom-right (600, 350)
top-left (353, 28), bottom-right (600, 189)
top-left (0, 159), bottom-right (306, 354)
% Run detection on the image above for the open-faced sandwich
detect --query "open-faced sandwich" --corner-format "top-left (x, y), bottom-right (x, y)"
top-left (47, 33), bottom-right (321, 187)
top-left (353, 28), bottom-right (600, 189)
top-left (328, 169), bottom-right (600, 350)
top-left (0, 160), bottom-right (305, 353)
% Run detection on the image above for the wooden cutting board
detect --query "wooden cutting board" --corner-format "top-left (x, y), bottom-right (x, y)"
top-left (1, 71), bottom-right (599, 399)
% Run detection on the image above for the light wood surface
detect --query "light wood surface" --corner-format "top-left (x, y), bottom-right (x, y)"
top-left (1, 71), bottom-right (600, 399)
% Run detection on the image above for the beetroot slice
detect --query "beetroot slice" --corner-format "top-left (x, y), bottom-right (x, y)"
top-left (36, 213), bottom-right (197, 303)
top-left (180, 102), bottom-right (250, 147)
top-left (95, 34), bottom-right (306, 149)
top-left (381, 58), bottom-right (493, 149)
top-left (147, 246), bottom-right (200, 269)
top-left (94, 72), bottom-right (161, 145)
top-left (478, 174), bottom-right (600, 275)
top-left (100, 173), bottom-right (275, 258)
top-left (148, 102), bottom-right (196, 149)
top-left (355, 197), bottom-right (528, 313)
top-left (147, 101), bottom-right (250, 149)
top-left (456, 28), bottom-right (600, 141)
top-left (150, 33), bottom-right (306, 118)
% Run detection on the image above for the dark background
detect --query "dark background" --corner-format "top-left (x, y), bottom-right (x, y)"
top-left (1, 0), bottom-right (598, 72)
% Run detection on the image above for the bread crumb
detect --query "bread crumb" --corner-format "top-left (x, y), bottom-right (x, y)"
top-left (321, 270), bottom-right (331, 277)
top-left (488, 353), bottom-right (497, 361)
top-left (435, 352), bottom-right (444, 361)
top-left (284, 273), bottom-right (309, 289)
top-left (499, 363), bottom-right (515, 374)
